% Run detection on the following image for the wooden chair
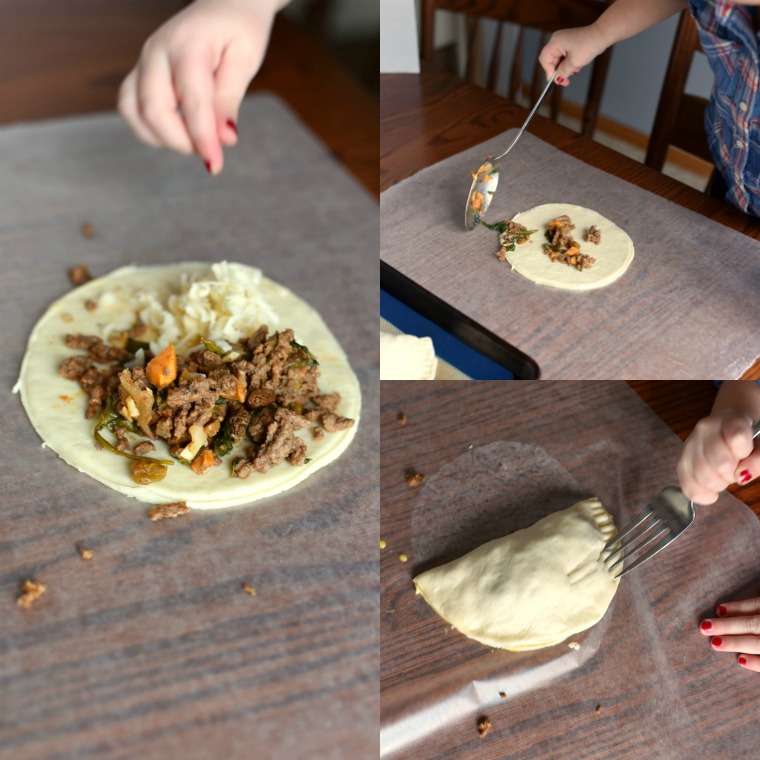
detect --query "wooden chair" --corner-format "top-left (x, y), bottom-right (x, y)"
top-left (420, 0), bottom-right (613, 139)
top-left (644, 10), bottom-right (712, 174)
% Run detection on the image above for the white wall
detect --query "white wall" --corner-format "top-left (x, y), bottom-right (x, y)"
top-left (380, 0), bottom-right (420, 73)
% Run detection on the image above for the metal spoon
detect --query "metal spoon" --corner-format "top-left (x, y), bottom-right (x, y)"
top-left (465, 71), bottom-right (558, 231)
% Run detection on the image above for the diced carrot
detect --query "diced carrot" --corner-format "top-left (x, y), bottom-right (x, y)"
top-left (146, 344), bottom-right (177, 389)
top-left (471, 192), bottom-right (484, 210)
top-left (191, 448), bottom-right (215, 475)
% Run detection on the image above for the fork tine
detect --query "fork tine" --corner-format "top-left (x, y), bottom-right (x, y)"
top-left (603, 512), bottom-right (660, 565)
top-left (602, 505), bottom-right (654, 552)
top-left (606, 522), bottom-right (669, 575)
top-left (612, 529), bottom-right (678, 578)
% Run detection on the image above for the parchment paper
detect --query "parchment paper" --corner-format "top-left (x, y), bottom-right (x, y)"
top-left (380, 131), bottom-right (760, 379)
top-left (0, 95), bottom-right (378, 758)
top-left (380, 382), bottom-right (760, 759)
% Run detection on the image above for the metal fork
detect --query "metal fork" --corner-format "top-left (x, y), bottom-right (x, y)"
top-left (603, 418), bottom-right (760, 578)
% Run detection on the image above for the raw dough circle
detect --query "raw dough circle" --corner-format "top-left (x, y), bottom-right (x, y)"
top-left (16, 262), bottom-right (360, 509)
top-left (505, 203), bottom-right (634, 291)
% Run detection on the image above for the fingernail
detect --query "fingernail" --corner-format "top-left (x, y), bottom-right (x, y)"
top-left (712, 636), bottom-right (722, 647)
top-left (717, 605), bottom-right (727, 616)
top-left (700, 620), bottom-right (712, 631)
top-left (204, 160), bottom-right (212, 174)
top-left (557, 76), bottom-right (564, 84)
top-left (738, 655), bottom-right (747, 665)
top-left (226, 119), bottom-right (238, 136)
top-left (738, 469), bottom-right (752, 484)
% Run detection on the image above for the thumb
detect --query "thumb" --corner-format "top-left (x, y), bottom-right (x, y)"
top-left (213, 41), bottom-right (265, 145)
top-left (554, 56), bottom-right (578, 85)
top-left (735, 448), bottom-right (760, 485)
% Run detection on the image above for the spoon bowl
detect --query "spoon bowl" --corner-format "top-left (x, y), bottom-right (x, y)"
top-left (465, 71), bottom-right (557, 231)
top-left (465, 160), bottom-right (500, 230)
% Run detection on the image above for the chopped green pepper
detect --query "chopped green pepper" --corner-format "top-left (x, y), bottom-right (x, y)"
top-left (93, 403), bottom-right (173, 466)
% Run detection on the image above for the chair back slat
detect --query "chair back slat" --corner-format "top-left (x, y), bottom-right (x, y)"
top-left (420, 0), bottom-right (613, 139)
top-left (645, 11), bottom-right (711, 172)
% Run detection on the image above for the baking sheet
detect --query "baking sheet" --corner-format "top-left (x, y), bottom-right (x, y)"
top-left (0, 94), bottom-right (378, 757)
top-left (380, 382), bottom-right (760, 758)
top-left (380, 131), bottom-right (760, 379)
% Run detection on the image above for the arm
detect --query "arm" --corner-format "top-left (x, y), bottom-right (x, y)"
top-left (119, 0), bottom-right (291, 174)
top-left (676, 382), bottom-right (760, 505)
top-left (539, 0), bottom-right (689, 85)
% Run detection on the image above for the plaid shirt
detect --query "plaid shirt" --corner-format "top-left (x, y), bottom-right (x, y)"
top-left (690, 0), bottom-right (760, 216)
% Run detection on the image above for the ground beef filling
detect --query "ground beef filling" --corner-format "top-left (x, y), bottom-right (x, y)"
top-left (58, 326), bottom-right (354, 479)
top-left (542, 215), bottom-right (596, 271)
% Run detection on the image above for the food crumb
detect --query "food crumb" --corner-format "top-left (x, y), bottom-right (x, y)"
top-left (17, 579), bottom-right (46, 609)
top-left (405, 471), bottom-right (425, 487)
top-left (80, 222), bottom-right (95, 238)
top-left (380, 539), bottom-right (387, 549)
top-left (398, 553), bottom-right (408, 563)
top-left (568, 641), bottom-right (581, 650)
top-left (61, 312), bottom-right (74, 323)
top-left (595, 705), bottom-right (602, 714)
top-left (84, 299), bottom-right (98, 312)
top-left (147, 501), bottom-right (190, 521)
top-left (242, 583), bottom-right (256, 596)
top-left (69, 264), bottom-right (92, 285)
top-left (78, 546), bottom-right (93, 561)
top-left (133, 441), bottom-right (156, 456)
top-left (477, 716), bottom-right (491, 738)
top-left (498, 691), bottom-right (507, 699)
top-left (398, 411), bottom-right (407, 426)
top-left (585, 225), bottom-right (602, 245)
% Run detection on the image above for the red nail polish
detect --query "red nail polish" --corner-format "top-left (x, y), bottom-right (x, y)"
top-left (738, 469), bottom-right (752, 484)
top-left (717, 605), bottom-right (727, 616)
top-left (738, 655), bottom-right (747, 665)
top-left (204, 160), bottom-right (212, 174)
top-left (712, 636), bottom-right (722, 647)
top-left (226, 119), bottom-right (238, 136)
top-left (700, 620), bottom-right (712, 631)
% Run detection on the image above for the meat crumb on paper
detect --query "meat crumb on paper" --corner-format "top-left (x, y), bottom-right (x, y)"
top-left (148, 501), bottom-right (190, 521)
top-left (17, 579), bottom-right (46, 609)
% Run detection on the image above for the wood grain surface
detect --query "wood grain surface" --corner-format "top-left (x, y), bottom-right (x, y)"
top-left (380, 381), bottom-right (760, 759)
top-left (380, 66), bottom-right (760, 379)
top-left (0, 96), bottom-right (378, 760)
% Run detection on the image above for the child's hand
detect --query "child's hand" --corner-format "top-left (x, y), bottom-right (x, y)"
top-left (700, 598), bottom-right (760, 673)
top-left (119, 0), bottom-right (284, 174)
top-left (538, 26), bottom-right (609, 86)
top-left (677, 409), bottom-right (757, 505)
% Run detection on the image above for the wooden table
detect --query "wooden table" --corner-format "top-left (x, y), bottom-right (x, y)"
top-left (381, 65), bottom-right (760, 378)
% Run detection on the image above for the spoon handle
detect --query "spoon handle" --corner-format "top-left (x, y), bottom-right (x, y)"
top-left (494, 71), bottom-right (558, 161)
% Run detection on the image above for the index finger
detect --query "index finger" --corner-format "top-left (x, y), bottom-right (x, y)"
top-left (173, 53), bottom-right (223, 174)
